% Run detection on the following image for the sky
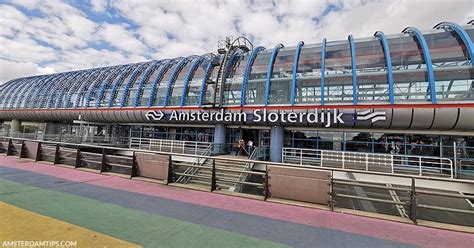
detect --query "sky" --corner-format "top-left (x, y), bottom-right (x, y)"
top-left (0, 0), bottom-right (473, 84)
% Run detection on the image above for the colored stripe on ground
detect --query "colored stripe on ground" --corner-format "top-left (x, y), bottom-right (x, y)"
top-left (0, 168), bottom-right (411, 248)
top-left (0, 178), bottom-right (284, 248)
top-left (0, 202), bottom-right (138, 248)
top-left (1, 157), bottom-right (473, 247)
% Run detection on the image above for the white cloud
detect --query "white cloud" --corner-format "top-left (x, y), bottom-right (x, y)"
top-left (91, 0), bottom-right (108, 12)
top-left (0, 0), bottom-right (473, 84)
top-left (0, 59), bottom-right (56, 84)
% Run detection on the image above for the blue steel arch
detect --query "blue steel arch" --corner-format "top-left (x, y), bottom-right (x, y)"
top-left (198, 59), bottom-right (217, 107)
top-left (8, 76), bottom-right (48, 109)
top-left (1, 78), bottom-right (32, 108)
top-left (240, 46), bottom-right (266, 106)
top-left (17, 75), bottom-right (55, 108)
top-left (107, 62), bottom-right (149, 108)
top-left (3, 78), bottom-right (29, 109)
top-left (27, 73), bottom-right (67, 108)
top-left (96, 65), bottom-right (136, 108)
top-left (132, 61), bottom-right (166, 107)
top-left (1, 78), bottom-right (27, 109)
top-left (348, 34), bottom-right (358, 105)
top-left (374, 31), bottom-right (395, 104)
top-left (47, 70), bottom-right (90, 109)
top-left (179, 55), bottom-right (208, 107)
top-left (37, 72), bottom-right (76, 108)
top-left (434, 22), bottom-right (474, 63)
top-left (61, 68), bottom-right (101, 108)
top-left (31, 73), bottom-right (66, 108)
top-left (132, 60), bottom-right (166, 107)
top-left (147, 59), bottom-right (180, 107)
top-left (402, 27), bottom-right (437, 104)
top-left (163, 56), bottom-right (197, 106)
top-left (320, 39), bottom-right (327, 105)
top-left (84, 66), bottom-right (126, 108)
top-left (119, 61), bottom-right (159, 108)
top-left (44, 71), bottom-right (83, 108)
top-left (264, 43), bottom-right (284, 106)
top-left (219, 50), bottom-right (245, 105)
top-left (54, 69), bottom-right (97, 108)
top-left (71, 67), bottom-right (111, 108)
top-left (290, 41), bottom-right (304, 106)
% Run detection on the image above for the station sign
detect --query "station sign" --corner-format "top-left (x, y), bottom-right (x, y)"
top-left (145, 109), bottom-right (386, 127)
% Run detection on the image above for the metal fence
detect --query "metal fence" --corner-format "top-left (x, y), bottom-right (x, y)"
top-left (129, 137), bottom-right (213, 155)
top-left (1, 136), bottom-right (473, 227)
top-left (282, 148), bottom-right (453, 178)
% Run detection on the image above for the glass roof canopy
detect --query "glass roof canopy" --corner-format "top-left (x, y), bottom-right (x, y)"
top-left (0, 22), bottom-right (472, 110)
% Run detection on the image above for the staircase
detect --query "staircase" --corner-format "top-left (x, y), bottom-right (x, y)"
top-left (186, 148), bottom-right (259, 191)
top-left (187, 158), bottom-right (250, 191)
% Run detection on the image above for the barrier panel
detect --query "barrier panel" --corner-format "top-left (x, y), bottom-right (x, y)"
top-left (135, 152), bottom-right (171, 183)
top-left (19, 141), bottom-right (40, 160)
top-left (267, 165), bottom-right (332, 205)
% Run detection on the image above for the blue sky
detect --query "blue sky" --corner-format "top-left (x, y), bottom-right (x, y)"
top-left (0, 0), bottom-right (473, 83)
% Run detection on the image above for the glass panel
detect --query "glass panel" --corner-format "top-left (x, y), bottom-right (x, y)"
top-left (246, 51), bottom-right (270, 105)
top-left (223, 53), bottom-right (247, 105)
top-left (185, 60), bottom-right (210, 106)
top-left (425, 29), bottom-right (474, 102)
top-left (355, 39), bottom-right (389, 103)
top-left (345, 132), bottom-right (373, 152)
top-left (324, 41), bottom-right (353, 104)
top-left (269, 48), bottom-right (294, 104)
top-left (388, 34), bottom-right (431, 103)
top-left (124, 63), bottom-right (155, 107)
top-left (295, 44), bottom-right (322, 104)
top-left (150, 63), bottom-right (176, 106)
top-left (99, 67), bottom-right (134, 107)
top-left (140, 63), bottom-right (166, 107)
top-left (168, 61), bottom-right (194, 106)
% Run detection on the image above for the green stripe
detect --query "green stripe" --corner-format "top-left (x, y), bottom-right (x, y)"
top-left (0, 179), bottom-right (286, 248)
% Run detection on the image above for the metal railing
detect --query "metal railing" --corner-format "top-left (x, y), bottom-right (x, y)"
top-left (2, 136), bottom-right (473, 227)
top-left (282, 148), bottom-right (453, 178)
top-left (0, 132), bottom-right (129, 146)
top-left (232, 147), bottom-right (259, 192)
top-left (175, 144), bottom-right (214, 184)
top-left (129, 137), bottom-right (212, 155)
top-left (332, 177), bottom-right (474, 226)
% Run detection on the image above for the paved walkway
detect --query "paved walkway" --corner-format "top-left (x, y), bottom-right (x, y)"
top-left (0, 156), bottom-right (473, 247)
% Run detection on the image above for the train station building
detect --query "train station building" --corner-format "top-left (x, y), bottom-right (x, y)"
top-left (0, 21), bottom-right (473, 163)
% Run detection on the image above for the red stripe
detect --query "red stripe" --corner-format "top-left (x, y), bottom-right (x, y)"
top-left (0, 103), bottom-right (473, 113)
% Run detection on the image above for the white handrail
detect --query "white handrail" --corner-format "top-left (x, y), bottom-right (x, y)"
top-left (130, 137), bottom-right (212, 155)
top-left (282, 147), bottom-right (453, 178)
top-left (232, 147), bottom-right (259, 192)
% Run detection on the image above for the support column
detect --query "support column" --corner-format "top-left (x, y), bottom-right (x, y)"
top-left (270, 125), bottom-right (284, 162)
top-left (11, 119), bottom-right (21, 133)
top-left (213, 124), bottom-right (226, 154)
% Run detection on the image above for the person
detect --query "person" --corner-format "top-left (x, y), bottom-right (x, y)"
top-left (235, 139), bottom-right (248, 156)
top-left (247, 140), bottom-right (254, 157)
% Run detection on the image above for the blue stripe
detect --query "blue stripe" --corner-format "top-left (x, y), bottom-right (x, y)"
top-left (163, 57), bottom-right (194, 106)
top-left (119, 62), bottom-right (156, 108)
top-left (348, 34), bottom-right (358, 105)
top-left (241, 46), bottom-right (265, 106)
top-left (180, 56), bottom-right (207, 107)
top-left (198, 61), bottom-right (215, 107)
top-left (132, 60), bottom-right (165, 107)
top-left (147, 59), bottom-right (178, 107)
top-left (291, 41), bottom-right (304, 106)
top-left (434, 22), bottom-right (474, 65)
top-left (264, 44), bottom-right (284, 106)
top-left (374, 31), bottom-right (395, 104)
top-left (321, 39), bottom-right (326, 105)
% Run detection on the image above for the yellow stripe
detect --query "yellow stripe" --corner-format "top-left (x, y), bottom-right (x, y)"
top-left (0, 202), bottom-right (139, 248)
